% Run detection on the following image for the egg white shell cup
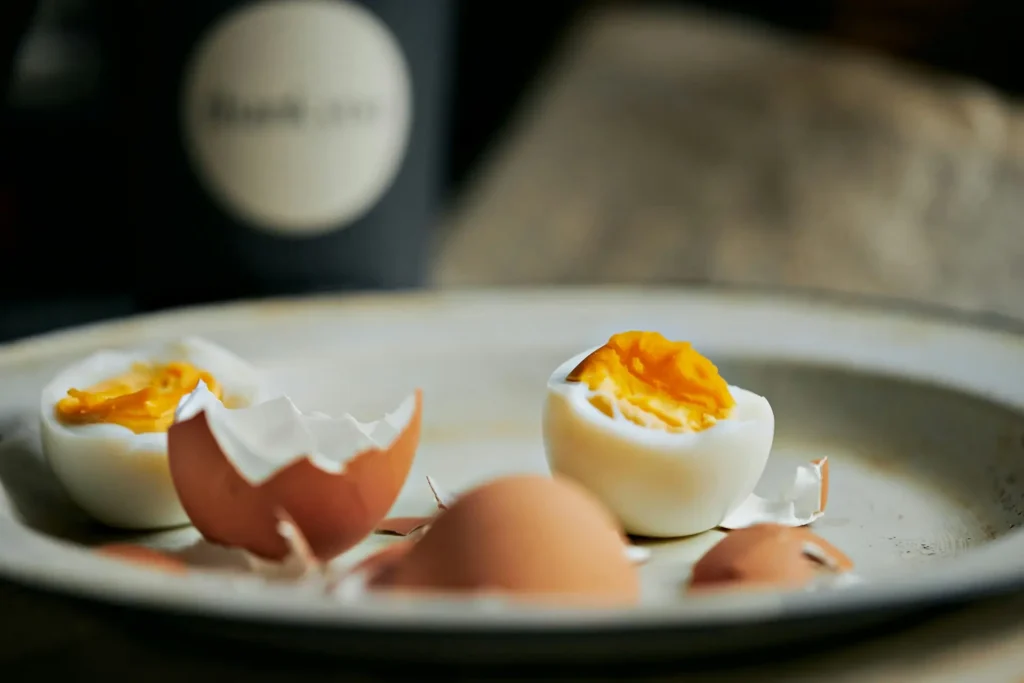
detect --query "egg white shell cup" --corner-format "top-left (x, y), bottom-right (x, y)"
top-left (39, 336), bottom-right (270, 530)
top-left (174, 380), bottom-right (419, 485)
top-left (542, 350), bottom-right (775, 538)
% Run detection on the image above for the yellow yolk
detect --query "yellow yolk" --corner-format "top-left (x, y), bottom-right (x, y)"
top-left (567, 331), bottom-right (735, 432)
top-left (55, 361), bottom-right (223, 434)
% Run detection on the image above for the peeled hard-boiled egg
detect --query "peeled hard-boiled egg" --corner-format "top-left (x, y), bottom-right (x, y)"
top-left (543, 331), bottom-right (775, 538)
top-left (39, 337), bottom-right (268, 530)
top-left (168, 381), bottom-right (423, 562)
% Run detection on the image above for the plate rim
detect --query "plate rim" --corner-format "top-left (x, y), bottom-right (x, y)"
top-left (2, 283), bottom-right (1023, 633)
top-left (4, 282), bottom-right (1024, 359)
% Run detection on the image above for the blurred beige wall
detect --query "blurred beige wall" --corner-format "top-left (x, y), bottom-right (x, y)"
top-left (434, 3), bottom-right (1024, 320)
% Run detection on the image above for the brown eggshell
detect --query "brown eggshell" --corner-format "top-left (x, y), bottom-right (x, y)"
top-left (689, 523), bottom-right (852, 592)
top-left (813, 457), bottom-right (830, 512)
top-left (167, 390), bottom-right (422, 562)
top-left (96, 544), bottom-right (187, 574)
top-left (803, 531), bottom-right (854, 572)
top-left (374, 474), bottom-right (640, 606)
top-left (375, 516), bottom-right (434, 536)
top-left (357, 541), bottom-right (416, 587)
top-left (375, 475), bottom-right (452, 536)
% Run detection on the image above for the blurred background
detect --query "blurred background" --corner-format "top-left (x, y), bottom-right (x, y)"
top-left (2, 0), bottom-right (1023, 341)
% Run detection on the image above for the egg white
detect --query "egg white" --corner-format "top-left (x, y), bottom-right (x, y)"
top-left (39, 336), bottom-right (269, 530)
top-left (542, 349), bottom-right (775, 538)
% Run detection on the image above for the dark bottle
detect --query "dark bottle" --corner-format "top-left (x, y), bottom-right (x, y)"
top-left (2, 0), bottom-right (128, 304)
top-left (113, 0), bottom-right (455, 310)
top-left (0, 1), bottom-right (38, 98)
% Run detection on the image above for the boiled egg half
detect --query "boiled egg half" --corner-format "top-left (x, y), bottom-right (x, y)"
top-left (542, 331), bottom-right (774, 537)
top-left (39, 337), bottom-right (268, 529)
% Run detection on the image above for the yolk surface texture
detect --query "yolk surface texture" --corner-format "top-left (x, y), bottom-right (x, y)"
top-left (567, 331), bottom-right (734, 432)
top-left (56, 361), bottom-right (222, 434)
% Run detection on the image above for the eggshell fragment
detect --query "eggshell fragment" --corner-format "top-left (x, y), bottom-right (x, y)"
top-left (809, 572), bottom-right (866, 591)
top-left (359, 542), bottom-right (415, 581)
top-left (814, 457), bottom-right (830, 511)
top-left (425, 475), bottom-right (454, 508)
top-left (375, 476), bottom-right (452, 536)
top-left (330, 540), bottom-right (416, 599)
top-left (689, 522), bottom-right (852, 592)
top-left (719, 457), bottom-right (830, 530)
top-left (625, 545), bottom-right (652, 565)
top-left (371, 474), bottom-right (641, 606)
top-left (375, 517), bottom-right (433, 537)
top-left (168, 383), bottom-right (423, 562)
top-left (239, 511), bottom-right (324, 580)
top-left (96, 544), bottom-right (188, 574)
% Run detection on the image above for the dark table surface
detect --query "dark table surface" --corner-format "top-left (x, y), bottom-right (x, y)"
top-left (0, 296), bottom-right (135, 345)
top-left (4, 575), bottom-right (1024, 681)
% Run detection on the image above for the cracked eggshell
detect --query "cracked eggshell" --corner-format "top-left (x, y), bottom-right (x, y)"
top-left (720, 457), bottom-right (830, 529)
top-left (167, 384), bottom-right (423, 562)
top-left (39, 337), bottom-right (268, 529)
top-left (689, 523), bottom-right (853, 592)
top-left (542, 350), bottom-right (775, 538)
top-left (375, 476), bottom-right (453, 536)
top-left (96, 544), bottom-right (188, 574)
top-left (356, 541), bottom-right (415, 587)
top-left (372, 474), bottom-right (641, 606)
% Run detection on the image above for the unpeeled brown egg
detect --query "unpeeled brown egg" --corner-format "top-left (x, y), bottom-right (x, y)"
top-left (168, 381), bottom-right (423, 562)
top-left (357, 474), bottom-right (641, 606)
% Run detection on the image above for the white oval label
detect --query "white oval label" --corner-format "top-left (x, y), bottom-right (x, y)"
top-left (181, 0), bottom-right (412, 237)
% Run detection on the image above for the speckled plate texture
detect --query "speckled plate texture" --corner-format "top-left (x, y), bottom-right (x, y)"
top-left (1, 287), bottom-right (1022, 664)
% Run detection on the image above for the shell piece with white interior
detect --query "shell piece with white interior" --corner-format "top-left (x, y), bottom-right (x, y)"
top-left (167, 381), bottom-right (423, 562)
top-left (719, 457), bottom-right (830, 529)
top-left (93, 511), bottom-right (332, 587)
top-left (542, 331), bottom-right (776, 538)
top-left (39, 336), bottom-right (268, 530)
top-left (375, 475), bottom-right (452, 537)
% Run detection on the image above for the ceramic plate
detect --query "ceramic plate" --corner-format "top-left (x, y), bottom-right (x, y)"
top-left (1, 287), bottom-right (1023, 664)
